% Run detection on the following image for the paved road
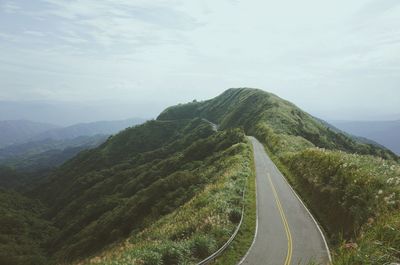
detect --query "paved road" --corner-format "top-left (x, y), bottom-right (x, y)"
top-left (240, 137), bottom-right (331, 265)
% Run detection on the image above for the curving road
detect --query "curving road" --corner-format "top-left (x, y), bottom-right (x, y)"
top-left (240, 137), bottom-right (331, 265)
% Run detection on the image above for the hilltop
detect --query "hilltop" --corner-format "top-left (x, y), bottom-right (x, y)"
top-left (159, 88), bottom-right (397, 159)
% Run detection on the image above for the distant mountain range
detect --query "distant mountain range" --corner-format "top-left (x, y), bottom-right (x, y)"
top-left (0, 120), bottom-right (59, 147)
top-left (331, 120), bottom-right (400, 155)
top-left (0, 100), bottom-right (157, 125)
top-left (0, 118), bottom-right (144, 147)
top-left (0, 118), bottom-right (145, 171)
top-left (30, 118), bottom-right (144, 142)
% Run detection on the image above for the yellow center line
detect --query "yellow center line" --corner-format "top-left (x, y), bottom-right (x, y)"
top-left (268, 173), bottom-right (293, 265)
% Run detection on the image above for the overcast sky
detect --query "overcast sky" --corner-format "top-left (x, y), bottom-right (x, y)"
top-left (0, 0), bottom-right (399, 121)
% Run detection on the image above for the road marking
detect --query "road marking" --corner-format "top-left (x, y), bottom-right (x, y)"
top-left (267, 173), bottom-right (293, 265)
top-left (269, 161), bottom-right (332, 264)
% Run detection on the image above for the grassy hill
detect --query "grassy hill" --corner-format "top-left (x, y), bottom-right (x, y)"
top-left (159, 88), bottom-right (400, 264)
top-left (0, 117), bottom-right (252, 265)
top-left (158, 88), bottom-right (397, 160)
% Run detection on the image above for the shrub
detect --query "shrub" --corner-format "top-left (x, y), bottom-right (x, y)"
top-left (138, 250), bottom-right (162, 265)
top-left (190, 235), bottom-right (216, 259)
top-left (161, 242), bottom-right (189, 265)
top-left (229, 208), bottom-right (242, 224)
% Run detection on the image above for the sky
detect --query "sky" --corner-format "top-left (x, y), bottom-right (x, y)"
top-left (0, 0), bottom-right (399, 122)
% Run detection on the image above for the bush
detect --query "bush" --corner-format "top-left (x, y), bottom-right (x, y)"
top-left (139, 250), bottom-right (162, 265)
top-left (161, 242), bottom-right (189, 265)
top-left (229, 208), bottom-right (242, 224)
top-left (190, 235), bottom-right (216, 259)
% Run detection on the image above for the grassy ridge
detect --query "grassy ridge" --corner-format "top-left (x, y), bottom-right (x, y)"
top-left (159, 88), bottom-right (400, 264)
top-left (158, 88), bottom-right (397, 160)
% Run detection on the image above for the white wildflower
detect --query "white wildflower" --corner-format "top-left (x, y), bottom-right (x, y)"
top-left (395, 177), bottom-right (400, 186)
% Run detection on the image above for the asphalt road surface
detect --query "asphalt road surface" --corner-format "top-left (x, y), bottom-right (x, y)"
top-left (240, 137), bottom-right (331, 265)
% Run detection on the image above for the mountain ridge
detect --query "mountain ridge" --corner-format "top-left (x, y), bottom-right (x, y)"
top-left (1, 88), bottom-right (398, 265)
top-left (158, 87), bottom-right (397, 160)
top-left (0, 120), bottom-right (59, 148)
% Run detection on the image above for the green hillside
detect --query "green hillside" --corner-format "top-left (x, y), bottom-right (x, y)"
top-left (0, 117), bottom-right (252, 265)
top-left (0, 189), bottom-right (57, 265)
top-left (158, 88), bottom-right (400, 264)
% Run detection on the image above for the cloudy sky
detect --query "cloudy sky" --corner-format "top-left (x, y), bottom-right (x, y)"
top-left (0, 0), bottom-right (399, 121)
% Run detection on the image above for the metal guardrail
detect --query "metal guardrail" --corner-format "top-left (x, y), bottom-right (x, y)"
top-left (197, 179), bottom-right (248, 265)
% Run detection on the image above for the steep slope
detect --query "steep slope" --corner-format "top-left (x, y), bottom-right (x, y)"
top-left (331, 120), bottom-right (400, 155)
top-left (0, 120), bottom-right (59, 148)
top-left (14, 118), bottom-right (251, 264)
top-left (0, 189), bottom-right (57, 265)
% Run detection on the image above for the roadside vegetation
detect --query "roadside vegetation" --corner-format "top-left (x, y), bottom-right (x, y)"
top-left (254, 120), bottom-right (400, 264)
top-left (212, 139), bottom-right (257, 265)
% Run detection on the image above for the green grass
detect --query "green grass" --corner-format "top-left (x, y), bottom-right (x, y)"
top-left (333, 211), bottom-right (400, 265)
top-left (212, 138), bottom-right (257, 265)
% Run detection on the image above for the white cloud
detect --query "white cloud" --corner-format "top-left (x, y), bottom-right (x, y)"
top-left (1, 1), bottom-right (20, 13)
top-left (0, 0), bottom-right (399, 120)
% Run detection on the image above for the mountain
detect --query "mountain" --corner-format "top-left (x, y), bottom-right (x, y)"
top-left (330, 120), bottom-right (400, 155)
top-left (0, 120), bottom-right (59, 148)
top-left (0, 118), bottom-right (144, 173)
top-left (0, 100), bottom-right (156, 126)
top-left (0, 135), bottom-right (108, 174)
top-left (0, 88), bottom-right (398, 265)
